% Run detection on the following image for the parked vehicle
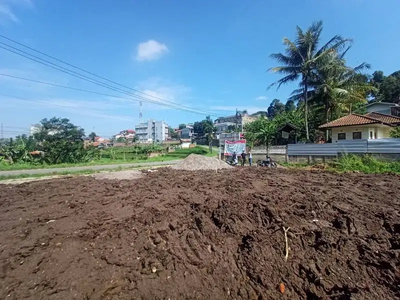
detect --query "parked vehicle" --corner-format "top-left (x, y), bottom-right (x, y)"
top-left (256, 156), bottom-right (277, 168)
top-left (226, 156), bottom-right (237, 166)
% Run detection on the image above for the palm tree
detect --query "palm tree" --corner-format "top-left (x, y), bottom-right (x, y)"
top-left (290, 51), bottom-right (376, 139)
top-left (269, 21), bottom-right (351, 141)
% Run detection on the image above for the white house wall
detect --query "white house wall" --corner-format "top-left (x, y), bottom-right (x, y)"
top-left (331, 124), bottom-right (392, 143)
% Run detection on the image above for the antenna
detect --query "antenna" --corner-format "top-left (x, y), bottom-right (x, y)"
top-left (139, 101), bottom-right (143, 123)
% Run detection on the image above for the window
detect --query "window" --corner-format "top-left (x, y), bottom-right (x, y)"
top-left (338, 133), bottom-right (346, 140)
top-left (370, 131), bottom-right (373, 139)
top-left (353, 132), bottom-right (362, 139)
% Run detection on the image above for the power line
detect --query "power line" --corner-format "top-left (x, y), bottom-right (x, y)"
top-left (0, 92), bottom-right (138, 121)
top-left (0, 43), bottom-right (203, 114)
top-left (0, 73), bottom-right (219, 116)
top-left (0, 34), bottom-right (202, 111)
top-left (0, 37), bottom-right (220, 116)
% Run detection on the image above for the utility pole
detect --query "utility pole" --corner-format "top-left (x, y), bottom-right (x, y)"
top-left (0, 123), bottom-right (3, 140)
top-left (235, 109), bottom-right (238, 131)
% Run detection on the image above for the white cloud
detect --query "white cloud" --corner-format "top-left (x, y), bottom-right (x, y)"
top-left (211, 106), bottom-right (267, 114)
top-left (0, 0), bottom-right (33, 24)
top-left (135, 40), bottom-right (168, 61)
top-left (256, 96), bottom-right (267, 101)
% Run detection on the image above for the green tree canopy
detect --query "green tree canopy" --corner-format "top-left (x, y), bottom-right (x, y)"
top-left (34, 117), bottom-right (92, 164)
top-left (267, 99), bottom-right (285, 118)
top-left (370, 70), bottom-right (400, 103)
top-left (269, 20), bottom-right (351, 141)
top-left (88, 132), bottom-right (97, 142)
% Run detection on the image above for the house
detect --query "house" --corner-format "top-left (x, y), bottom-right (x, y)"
top-left (366, 102), bottom-right (400, 116)
top-left (215, 122), bottom-right (236, 134)
top-left (181, 126), bottom-right (194, 139)
top-left (319, 112), bottom-right (400, 142)
top-left (180, 138), bottom-right (192, 149)
top-left (214, 110), bottom-right (257, 130)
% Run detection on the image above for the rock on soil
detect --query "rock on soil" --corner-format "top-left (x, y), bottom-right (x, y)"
top-left (171, 153), bottom-right (232, 171)
top-left (0, 168), bottom-right (399, 299)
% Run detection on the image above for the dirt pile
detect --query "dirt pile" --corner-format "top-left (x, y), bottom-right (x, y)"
top-left (0, 168), bottom-right (399, 299)
top-left (171, 153), bottom-right (232, 171)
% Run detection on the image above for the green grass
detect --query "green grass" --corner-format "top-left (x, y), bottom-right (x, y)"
top-left (0, 147), bottom-right (209, 171)
top-left (282, 155), bottom-right (400, 174)
top-left (332, 155), bottom-right (400, 174)
top-left (280, 162), bottom-right (310, 169)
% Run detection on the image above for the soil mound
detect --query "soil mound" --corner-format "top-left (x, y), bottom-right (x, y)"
top-left (171, 153), bottom-right (233, 171)
top-left (0, 168), bottom-right (399, 299)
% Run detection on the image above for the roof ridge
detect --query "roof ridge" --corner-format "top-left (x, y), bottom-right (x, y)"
top-left (366, 111), bottom-right (400, 120)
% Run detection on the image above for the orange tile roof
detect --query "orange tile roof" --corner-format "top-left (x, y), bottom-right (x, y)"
top-left (365, 112), bottom-right (400, 125)
top-left (319, 113), bottom-right (400, 129)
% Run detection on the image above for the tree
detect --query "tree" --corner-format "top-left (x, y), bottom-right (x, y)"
top-left (203, 118), bottom-right (216, 153)
top-left (178, 124), bottom-right (186, 130)
top-left (269, 20), bottom-right (351, 141)
top-left (88, 132), bottom-right (97, 142)
top-left (291, 53), bottom-right (374, 125)
top-left (267, 99), bottom-right (285, 118)
top-left (169, 127), bottom-right (179, 139)
top-left (33, 117), bottom-right (92, 164)
top-left (285, 100), bottom-right (296, 112)
top-left (390, 127), bottom-right (400, 138)
top-left (193, 116), bottom-right (213, 136)
top-left (370, 71), bottom-right (400, 103)
top-left (244, 117), bottom-right (276, 153)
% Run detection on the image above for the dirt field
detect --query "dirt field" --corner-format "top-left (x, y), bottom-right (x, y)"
top-left (0, 168), bottom-right (399, 299)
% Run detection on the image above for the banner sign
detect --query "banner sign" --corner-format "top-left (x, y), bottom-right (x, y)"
top-left (224, 140), bottom-right (246, 156)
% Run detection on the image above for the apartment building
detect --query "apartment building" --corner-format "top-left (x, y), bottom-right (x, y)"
top-left (135, 120), bottom-right (169, 142)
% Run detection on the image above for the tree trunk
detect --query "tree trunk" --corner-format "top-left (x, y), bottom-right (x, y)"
top-left (325, 106), bottom-right (329, 141)
top-left (304, 78), bottom-right (310, 142)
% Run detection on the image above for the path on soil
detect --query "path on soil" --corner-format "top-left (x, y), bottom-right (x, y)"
top-left (0, 168), bottom-right (399, 299)
top-left (0, 160), bottom-right (180, 176)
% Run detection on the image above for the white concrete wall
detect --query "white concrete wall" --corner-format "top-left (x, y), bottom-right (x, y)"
top-left (332, 125), bottom-right (392, 142)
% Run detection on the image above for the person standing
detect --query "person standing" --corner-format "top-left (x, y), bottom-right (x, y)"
top-left (241, 150), bottom-right (246, 166)
top-left (248, 150), bottom-right (252, 166)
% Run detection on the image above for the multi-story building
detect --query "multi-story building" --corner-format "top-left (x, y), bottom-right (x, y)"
top-left (214, 110), bottom-right (258, 131)
top-left (135, 120), bottom-right (169, 142)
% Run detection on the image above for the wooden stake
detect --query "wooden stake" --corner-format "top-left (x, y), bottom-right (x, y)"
top-left (283, 227), bottom-right (290, 261)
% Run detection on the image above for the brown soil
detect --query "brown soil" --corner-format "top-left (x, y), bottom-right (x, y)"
top-left (0, 168), bottom-right (399, 300)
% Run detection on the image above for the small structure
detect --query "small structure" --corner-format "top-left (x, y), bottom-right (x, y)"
top-left (319, 112), bottom-right (400, 142)
top-left (180, 138), bottom-right (192, 149)
top-left (276, 123), bottom-right (298, 145)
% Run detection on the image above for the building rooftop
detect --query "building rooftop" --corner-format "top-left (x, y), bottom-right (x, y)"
top-left (366, 102), bottom-right (400, 107)
top-left (319, 112), bottom-right (400, 129)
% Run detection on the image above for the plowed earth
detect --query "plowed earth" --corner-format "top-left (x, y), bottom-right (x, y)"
top-left (0, 168), bottom-right (399, 299)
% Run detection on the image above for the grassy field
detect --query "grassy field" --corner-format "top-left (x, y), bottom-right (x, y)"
top-left (333, 155), bottom-right (400, 174)
top-left (284, 154), bottom-right (400, 174)
top-left (0, 146), bottom-right (213, 171)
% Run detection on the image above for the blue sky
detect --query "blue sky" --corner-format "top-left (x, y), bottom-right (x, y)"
top-left (1, 0), bottom-right (399, 138)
